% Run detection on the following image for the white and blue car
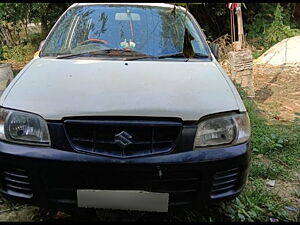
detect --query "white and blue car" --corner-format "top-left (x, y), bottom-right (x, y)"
top-left (0, 3), bottom-right (251, 212)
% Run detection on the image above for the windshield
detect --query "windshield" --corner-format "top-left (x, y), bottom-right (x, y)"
top-left (40, 4), bottom-right (210, 58)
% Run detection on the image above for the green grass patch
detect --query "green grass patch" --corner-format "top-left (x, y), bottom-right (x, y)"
top-left (250, 160), bottom-right (290, 180)
top-left (218, 179), bottom-right (291, 222)
top-left (240, 87), bottom-right (300, 172)
top-left (220, 86), bottom-right (300, 222)
top-left (252, 50), bottom-right (265, 59)
top-left (292, 188), bottom-right (300, 199)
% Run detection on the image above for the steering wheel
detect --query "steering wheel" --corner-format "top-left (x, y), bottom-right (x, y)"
top-left (79, 38), bottom-right (109, 46)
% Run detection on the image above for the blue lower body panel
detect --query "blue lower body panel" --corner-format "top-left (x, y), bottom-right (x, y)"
top-left (0, 141), bottom-right (251, 209)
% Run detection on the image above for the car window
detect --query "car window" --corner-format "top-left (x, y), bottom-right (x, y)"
top-left (41, 5), bottom-right (209, 58)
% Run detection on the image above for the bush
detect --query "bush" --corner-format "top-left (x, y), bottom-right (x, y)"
top-left (0, 47), bottom-right (4, 60)
top-left (264, 4), bottom-right (300, 47)
top-left (28, 32), bottom-right (44, 50)
top-left (2, 44), bottom-right (36, 62)
top-left (246, 3), bottom-right (300, 52)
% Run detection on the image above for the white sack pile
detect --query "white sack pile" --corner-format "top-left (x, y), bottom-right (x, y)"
top-left (254, 36), bottom-right (300, 66)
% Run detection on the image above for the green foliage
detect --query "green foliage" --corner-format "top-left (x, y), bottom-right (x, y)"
top-left (1, 3), bottom-right (299, 52)
top-left (27, 32), bottom-right (44, 49)
top-left (293, 189), bottom-right (300, 198)
top-left (29, 3), bottom-right (72, 38)
top-left (246, 4), bottom-right (278, 41)
top-left (0, 47), bottom-right (4, 60)
top-left (295, 112), bottom-right (300, 124)
top-left (217, 179), bottom-right (290, 222)
top-left (250, 161), bottom-right (288, 180)
top-left (177, 3), bottom-right (299, 46)
top-left (177, 3), bottom-right (230, 41)
top-left (265, 4), bottom-right (300, 46)
top-left (2, 44), bottom-right (36, 62)
top-left (0, 3), bottom-right (4, 18)
top-left (0, 3), bottom-right (71, 47)
top-left (246, 3), bottom-right (300, 52)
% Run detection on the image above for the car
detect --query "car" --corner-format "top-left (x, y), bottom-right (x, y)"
top-left (0, 3), bottom-right (251, 213)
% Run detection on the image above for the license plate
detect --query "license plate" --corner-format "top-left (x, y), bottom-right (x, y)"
top-left (77, 189), bottom-right (169, 212)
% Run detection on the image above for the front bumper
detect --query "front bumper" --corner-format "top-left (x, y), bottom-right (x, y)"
top-left (0, 141), bottom-right (251, 210)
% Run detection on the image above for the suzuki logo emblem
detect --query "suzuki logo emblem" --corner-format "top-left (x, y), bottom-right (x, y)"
top-left (114, 131), bottom-right (133, 148)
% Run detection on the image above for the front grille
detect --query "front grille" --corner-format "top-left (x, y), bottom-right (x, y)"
top-left (0, 167), bottom-right (33, 199)
top-left (210, 167), bottom-right (241, 198)
top-left (64, 119), bottom-right (182, 158)
top-left (42, 164), bottom-right (201, 206)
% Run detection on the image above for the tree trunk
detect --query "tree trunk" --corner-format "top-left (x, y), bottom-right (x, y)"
top-left (3, 24), bottom-right (12, 46)
top-left (23, 19), bottom-right (28, 41)
top-left (293, 3), bottom-right (300, 27)
top-left (40, 16), bottom-right (49, 39)
top-left (0, 29), bottom-right (7, 45)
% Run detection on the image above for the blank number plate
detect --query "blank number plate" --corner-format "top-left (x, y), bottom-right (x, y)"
top-left (77, 189), bottom-right (169, 212)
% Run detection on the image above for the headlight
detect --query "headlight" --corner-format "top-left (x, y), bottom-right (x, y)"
top-left (194, 113), bottom-right (250, 148)
top-left (0, 108), bottom-right (50, 146)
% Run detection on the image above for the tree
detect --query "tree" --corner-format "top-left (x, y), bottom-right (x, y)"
top-left (0, 3), bottom-right (71, 46)
top-left (30, 3), bottom-right (72, 38)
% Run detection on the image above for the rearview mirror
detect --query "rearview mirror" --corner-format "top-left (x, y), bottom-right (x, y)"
top-left (115, 13), bottom-right (140, 21)
top-left (209, 43), bottom-right (219, 61)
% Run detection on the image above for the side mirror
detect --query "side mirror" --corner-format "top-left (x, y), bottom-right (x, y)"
top-left (39, 40), bottom-right (45, 51)
top-left (209, 43), bottom-right (219, 61)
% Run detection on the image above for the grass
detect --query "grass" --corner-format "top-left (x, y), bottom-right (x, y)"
top-left (293, 189), bottom-right (300, 199)
top-left (226, 87), bottom-right (300, 222)
top-left (250, 161), bottom-right (290, 180)
top-left (218, 179), bottom-right (291, 222)
top-left (252, 50), bottom-right (265, 60)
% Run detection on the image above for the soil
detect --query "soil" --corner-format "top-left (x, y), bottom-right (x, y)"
top-left (270, 179), bottom-right (300, 219)
top-left (253, 64), bottom-right (300, 122)
top-left (0, 60), bottom-right (28, 75)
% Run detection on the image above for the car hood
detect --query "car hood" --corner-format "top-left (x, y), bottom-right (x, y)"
top-left (1, 58), bottom-right (242, 121)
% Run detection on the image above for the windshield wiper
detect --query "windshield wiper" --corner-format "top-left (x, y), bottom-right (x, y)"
top-left (157, 52), bottom-right (186, 59)
top-left (56, 49), bottom-right (209, 61)
top-left (123, 54), bottom-right (157, 61)
top-left (56, 49), bottom-right (149, 59)
top-left (158, 52), bottom-right (209, 59)
top-left (124, 52), bottom-right (209, 61)
top-left (124, 52), bottom-right (185, 61)
top-left (124, 52), bottom-right (186, 61)
top-left (56, 50), bottom-right (104, 59)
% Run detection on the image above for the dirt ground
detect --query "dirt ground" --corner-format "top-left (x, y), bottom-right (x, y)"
top-left (253, 64), bottom-right (300, 122)
top-left (0, 60), bottom-right (27, 74)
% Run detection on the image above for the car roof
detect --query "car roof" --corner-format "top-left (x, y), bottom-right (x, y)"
top-left (69, 3), bottom-right (185, 10)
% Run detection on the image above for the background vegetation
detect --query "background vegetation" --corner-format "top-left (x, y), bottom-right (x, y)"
top-left (0, 3), bottom-right (300, 61)
top-left (0, 2), bottom-right (299, 222)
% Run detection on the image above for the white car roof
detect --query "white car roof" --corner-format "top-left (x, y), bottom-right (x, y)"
top-left (69, 3), bottom-right (184, 10)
